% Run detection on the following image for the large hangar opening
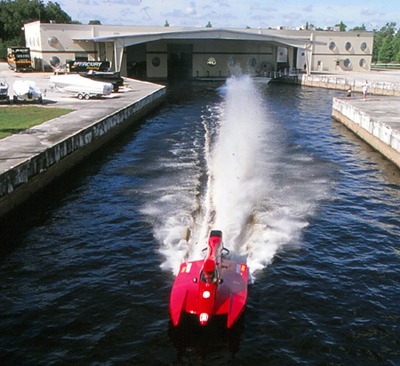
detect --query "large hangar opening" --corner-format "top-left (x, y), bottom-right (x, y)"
top-left (126, 44), bottom-right (146, 80)
top-left (167, 44), bottom-right (193, 82)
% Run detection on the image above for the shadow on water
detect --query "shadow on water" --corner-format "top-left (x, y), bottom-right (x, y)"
top-left (165, 80), bottom-right (225, 104)
top-left (168, 313), bottom-right (245, 363)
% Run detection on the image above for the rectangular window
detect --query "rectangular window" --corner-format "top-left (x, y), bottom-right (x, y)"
top-left (75, 54), bottom-right (88, 61)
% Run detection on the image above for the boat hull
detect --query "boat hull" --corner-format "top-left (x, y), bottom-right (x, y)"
top-left (13, 80), bottom-right (42, 102)
top-left (50, 74), bottom-right (113, 96)
top-left (170, 258), bottom-right (248, 328)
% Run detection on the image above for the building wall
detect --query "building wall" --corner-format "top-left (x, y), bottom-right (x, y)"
top-left (247, 28), bottom-right (373, 72)
top-left (23, 22), bottom-right (373, 76)
top-left (25, 21), bottom-right (102, 71)
top-left (312, 31), bottom-right (373, 72)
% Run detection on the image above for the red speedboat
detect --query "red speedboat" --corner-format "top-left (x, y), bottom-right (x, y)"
top-left (169, 230), bottom-right (248, 328)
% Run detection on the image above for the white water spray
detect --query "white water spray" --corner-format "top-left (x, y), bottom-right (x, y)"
top-left (144, 75), bottom-right (330, 280)
top-left (197, 76), bottom-right (268, 257)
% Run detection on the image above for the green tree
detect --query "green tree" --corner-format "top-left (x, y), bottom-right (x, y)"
top-left (44, 1), bottom-right (72, 23)
top-left (88, 20), bottom-right (101, 25)
top-left (378, 37), bottom-right (393, 62)
top-left (0, 0), bottom-right (73, 47)
top-left (164, 20), bottom-right (169, 27)
top-left (391, 30), bottom-right (400, 62)
top-left (380, 22), bottom-right (397, 38)
top-left (336, 21), bottom-right (347, 31)
top-left (350, 24), bottom-right (367, 31)
top-left (205, 21), bottom-right (212, 28)
top-left (305, 22), bottom-right (315, 30)
top-left (373, 22), bottom-right (397, 62)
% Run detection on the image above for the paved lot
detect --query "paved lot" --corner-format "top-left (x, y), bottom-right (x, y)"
top-left (0, 62), bottom-right (156, 110)
top-left (0, 62), bottom-right (166, 173)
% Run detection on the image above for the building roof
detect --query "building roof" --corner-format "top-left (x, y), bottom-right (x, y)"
top-left (72, 27), bottom-right (325, 49)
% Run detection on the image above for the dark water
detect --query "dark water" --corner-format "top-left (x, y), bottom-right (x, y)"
top-left (1, 78), bottom-right (400, 366)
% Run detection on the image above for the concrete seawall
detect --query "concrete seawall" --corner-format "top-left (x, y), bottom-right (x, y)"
top-left (299, 74), bottom-right (400, 96)
top-left (0, 81), bottom-right (166, 218)
top-left (294, 71), bottom-right (400, 168)
top-left (332, 97), bottom-right (400, 168)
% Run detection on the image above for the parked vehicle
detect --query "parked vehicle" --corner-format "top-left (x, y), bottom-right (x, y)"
top-left (82, 70), bottom-right (124, 92)
top-left (7, 47), bottom-right (32, 72)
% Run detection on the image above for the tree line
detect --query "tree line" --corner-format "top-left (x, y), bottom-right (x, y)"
top-left (0, 0), bottom-right (77, 61)
top-left (372, 22), bottom-right (400, 64)
top-left (1, 1), bottom-right (400, 65)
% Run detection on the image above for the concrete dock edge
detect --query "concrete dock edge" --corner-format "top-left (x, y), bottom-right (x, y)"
top-left (332, 97), bottom-right (400, 168)
top-left (300, 74), bottom-right (400, 96)
top-left (0, 86), bottom-right (166, 218)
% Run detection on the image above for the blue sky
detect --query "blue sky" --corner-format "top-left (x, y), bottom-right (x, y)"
top-left (56, 0), bottom-right (399, 30)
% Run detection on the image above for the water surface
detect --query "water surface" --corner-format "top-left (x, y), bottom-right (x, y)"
top-left (1, 78), bottom-right (400, 365)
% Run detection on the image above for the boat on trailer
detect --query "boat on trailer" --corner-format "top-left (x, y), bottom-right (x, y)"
top-left (50, 74), bottom-right (113, 100)
top-left (13, 80), bottom-right (42, 103)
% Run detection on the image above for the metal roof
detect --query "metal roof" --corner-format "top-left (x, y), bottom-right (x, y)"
top-left (73, 28), bottom-right (324, 49)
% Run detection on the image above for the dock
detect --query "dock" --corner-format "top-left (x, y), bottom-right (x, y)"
top-left (320, 70), bottom-right (400, 170)
top-left (332, 97), bottom-right (400, 167)
top-left (0, 66), bottom-right (166, 218)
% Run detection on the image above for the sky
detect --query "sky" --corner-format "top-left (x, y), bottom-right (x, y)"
top-left (55, 0), bottom-right (400, 31)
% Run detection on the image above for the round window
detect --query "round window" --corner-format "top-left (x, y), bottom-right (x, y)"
top-left (207, 57), bottom-right (216, 66)
top-left (359, 58), bottom-right (366, 67)
top-left (343, 59), bottom-right (350, 68)
top-left (345, 42), bottom-right (352, 51)
top-left (152, 56), bottom-right (160, 67)
top-left (329, 41), bottom-right (336, 50)
top-left (50, 56), bottom-right (61, 68)
top-left (360, 42), bottom-right (367, 51)
top-left (48, 36), bottom-right (59, 47)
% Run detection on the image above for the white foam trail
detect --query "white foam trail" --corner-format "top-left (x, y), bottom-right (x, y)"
top-left (142, 75), bottom-right (331, 280)
top-left (206, 76), bottom-right (267, 251)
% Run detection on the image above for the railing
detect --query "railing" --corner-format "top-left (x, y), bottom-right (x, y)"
top-left (259, 68), bottom-right (304, 79)
top-left (372, 63), bottom-right (400, 70)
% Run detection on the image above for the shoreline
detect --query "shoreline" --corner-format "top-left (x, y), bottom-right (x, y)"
top-left (0, 65), bottom-right (166, 218)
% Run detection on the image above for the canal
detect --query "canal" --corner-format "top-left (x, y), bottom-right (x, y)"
top-left (1, 76), bottom-right (400, 365)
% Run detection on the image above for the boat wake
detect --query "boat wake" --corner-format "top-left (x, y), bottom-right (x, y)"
top-left (141, 75), bottom-right (329, 280)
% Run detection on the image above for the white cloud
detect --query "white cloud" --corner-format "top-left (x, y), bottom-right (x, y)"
top-left (50, 0), bottom-right (400, 30)
top-left (185, 2), bottom-right (197, 15)
top-left (360, 7), bottom-right (376, 16)
top-left (302, 5), bottom-right (313, 13)
top-left (250, 3), bottom-right (277, 12)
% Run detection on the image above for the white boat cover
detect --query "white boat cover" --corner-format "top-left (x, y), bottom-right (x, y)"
top-left (13, 80), bottom-right (42, 98)
top-left (50, 74), bottom-right (113, 96)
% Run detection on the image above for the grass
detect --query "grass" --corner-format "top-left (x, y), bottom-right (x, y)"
top-left (0, 106), bottom-right (72, 139)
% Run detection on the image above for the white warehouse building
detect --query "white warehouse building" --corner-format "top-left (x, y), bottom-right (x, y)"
top-left (23, 21), bottom-right (374, 81)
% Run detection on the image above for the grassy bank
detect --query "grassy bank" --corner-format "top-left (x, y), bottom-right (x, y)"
top-left (0, 106), bottom-right (72, 139)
